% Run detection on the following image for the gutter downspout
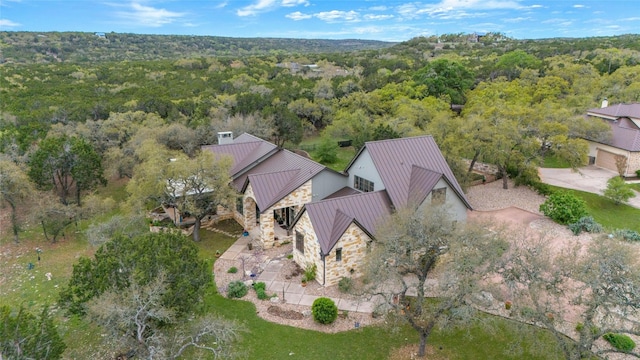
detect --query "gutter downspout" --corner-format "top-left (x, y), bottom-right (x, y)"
top-left (321, 252), bottom-right (326, 286)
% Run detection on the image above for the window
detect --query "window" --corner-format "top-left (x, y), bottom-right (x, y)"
top-left (431, 187), bottom-right (446, 204)
top-left (236, 196), bottom-right (243, 214)
top-left (354, 175), bottom-right (374, 192)
top-left (336, 248), bottom-right (342, 262)
top-left (295, 231), bottom-right (304, 254)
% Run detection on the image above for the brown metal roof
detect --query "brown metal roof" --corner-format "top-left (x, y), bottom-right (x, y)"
top-left (407, 165), bottom-right (443, 206)
top-left (201, 133), bottom-right (277, 183)
top-left (323, 186), bottom-right (361, 200)
top-left (349, 136), bottom-right (472, 210)
top-left (587, 103), bottom-right (640, 121)
top-left (239, 149), bottom-right (325, 211)
top-left (304, 190), bottom-right (393, 254)
top-left (586, 105), bottom-right (640, 152)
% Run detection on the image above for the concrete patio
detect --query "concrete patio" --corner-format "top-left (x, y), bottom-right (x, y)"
top-left (215, 234), bottom-right (377, 314)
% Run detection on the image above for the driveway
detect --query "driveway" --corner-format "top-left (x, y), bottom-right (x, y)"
top-left (539, 166), bottom-right (640, 209)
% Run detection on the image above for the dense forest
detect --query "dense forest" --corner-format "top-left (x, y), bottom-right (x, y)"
top-left (1, 32), bottom-right (639, 187)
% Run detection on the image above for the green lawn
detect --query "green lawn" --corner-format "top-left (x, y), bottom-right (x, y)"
top-left (548, 185), bottom-right (640, 232)
top-left (298, 136), bottom-right (356, 172)
top-left (629, 183), bottom-right (640, 192)
top-left (542, 155), bottom-right (572, 168)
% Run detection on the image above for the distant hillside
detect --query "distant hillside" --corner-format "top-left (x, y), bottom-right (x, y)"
top-left (0, 31), bottom-right (396, 64)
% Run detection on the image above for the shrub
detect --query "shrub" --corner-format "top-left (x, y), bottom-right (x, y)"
top-left (531, 181), bottom-right (554, 196)
top-left (636, 169), bottom-right (640, 178)
top-left (539, 191), bottom-right (588, 225)
top-left (568, 216), bottom-right (604, 235)
top-left (614, 229), bottom-right (640, 242)
top-left (603, 333), bottom-right (636, 352)
top-left (603, 176), bottom-right (635, 205)
top-left (227, 281), bottom-right (248, 299)
top-left (253, 282), bottom-right (266, 291)
top-left (338, 277), bottom-right (353, 293)
top-left (256, 288), bottom-right (270, 300)
top-left (286, 254), bottom-right (293, 259)
top-left (227, 266), bottom-right (238, 274)
top-left (312, 297), bottom-right (338, 324)
top-left (303, 263), bottom-right (317, 282)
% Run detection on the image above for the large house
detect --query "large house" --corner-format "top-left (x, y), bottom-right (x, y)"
top-left (203, 133), bottom-right (472, 286)
top-left (585, 102), bottom-right (640, 177)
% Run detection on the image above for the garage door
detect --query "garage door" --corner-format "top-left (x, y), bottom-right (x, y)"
top-left (596, 149), bottom-right (623, 172)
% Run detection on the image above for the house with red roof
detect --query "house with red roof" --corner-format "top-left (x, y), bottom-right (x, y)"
top-left (585, 102), bottom-right (640, 177)
top-left (203, 133), bottom-right (472, 286)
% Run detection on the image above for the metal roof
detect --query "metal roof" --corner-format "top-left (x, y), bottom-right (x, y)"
top-left (304, 190), bottom-right (393, 254)
top-left (201, 133), bottom-right (277, 184)
top-left (587, 103), bottom-right (640, 121)
top-left (586, 104), bottom-right (640, 152)
top-left (239, 149), bottom-right (325, 211)
top-left (348, 135), bottom-right (472, 210)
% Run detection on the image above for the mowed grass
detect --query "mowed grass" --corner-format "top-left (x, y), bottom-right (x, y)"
top-left (548, 185), bottom-right (640, 232)
top-left (298, 136), bottom-right (356, 172)
top-left (542, 155), bottom-right (572, 168)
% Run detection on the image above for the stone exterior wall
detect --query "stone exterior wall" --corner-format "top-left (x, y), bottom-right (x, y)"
top-left (243, 184), bottom-right (258, 231)
top-left (629, 152), bottom-right (640, 176)
top-left (324, 223), bottom-right (370, 286)
top-left (292, 211), bottom-right (322, 283)
top-left (463, 159), bottom-right (499, 175)
top-left (245, 180), bottom-right (313, 249)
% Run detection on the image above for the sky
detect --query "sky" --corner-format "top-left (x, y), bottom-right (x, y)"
top-left (0, 0), bottom-right (638, 42)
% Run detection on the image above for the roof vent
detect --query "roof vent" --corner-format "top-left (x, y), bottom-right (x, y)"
top-left (217, 131), bottom-right (233, 145)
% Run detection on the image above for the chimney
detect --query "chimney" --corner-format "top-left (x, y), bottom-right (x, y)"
top-left (217, 131), bottom-right (233, 145)
top-left (601, 98), bottom-right (608, 108)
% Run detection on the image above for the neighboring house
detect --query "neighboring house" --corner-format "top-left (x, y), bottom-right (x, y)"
top-left (585, 102), bottom-right (640, 177)
top-left (203, 133), bottom-right (471, 286)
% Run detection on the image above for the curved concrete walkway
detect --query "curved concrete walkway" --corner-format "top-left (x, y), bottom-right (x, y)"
top-left (539, 166), bottom-right (640, 209)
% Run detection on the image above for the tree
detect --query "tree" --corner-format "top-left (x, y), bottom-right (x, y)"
top-left (362, 208), bottom-right (508, 357)
top-left (28, 136), bottom-right (106, 205)
top-left (0, 305), bottom-right (66, 360)
top-left (59, 231), bottom-right (211, 317)
top-left (0, 158), bottom-right (34, 243)
top-left (314, 135), bottom-right (339, 164)
top-left (502, 232), bottom-right (640, 359)
top-left (413, 58), bottom-right (475, 104)
top-left (30, 192), bottom-right (79, 243)
top-left (264, 105), bottom-right (302, 147)
top-left (127, 142), bottom-right (235, 241)
top-left (603, 176), bottom-right (636, 205)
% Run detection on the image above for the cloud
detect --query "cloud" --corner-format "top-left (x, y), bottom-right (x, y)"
top-left (397, 0), bottom-right (524, 20)
top-left (573, 4), bottom-right (585, 8)
top-left (215, 1), bottom-right (228, 9)
top-left (364, 14), bottom-right (394, 21)
top-left (237, 0), bottom-right (308, 16)
top-left (113, 1), bottom-right (187, 27)
top-left (315, 10), bottom-right (360, 23)
top-left (282, 0), bottom-right (310, 7)
top-left (286, 11), bottom-right (312, 20)
top-left (369, 6), bottom-right (388, 11)
top-left (0, 19), bottom-right (21, 28)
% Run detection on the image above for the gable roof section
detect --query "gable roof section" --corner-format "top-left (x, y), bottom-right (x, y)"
top-left (348, 136), bottom-right (471, 210)
top-left (587, 103), bottom-right (640, 122)
top-left (586, 104), bottom-right (640, 152)
top-left (239, 149), bottom-right (325, 210)
top-left (201, 133), bottom-right (277, 182)
top-left (303, 190), bottom-right (392, 255)
top-left (407, 165), bottom-right (443, 206)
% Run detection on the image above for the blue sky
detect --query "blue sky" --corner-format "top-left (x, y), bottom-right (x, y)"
top-left (0, 0), bottom-right (638, 41)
